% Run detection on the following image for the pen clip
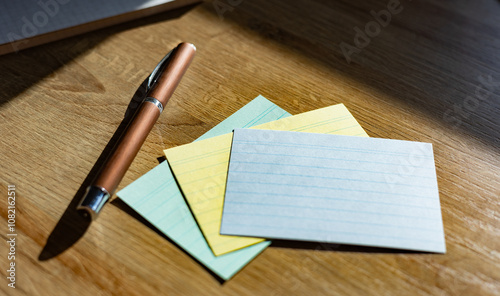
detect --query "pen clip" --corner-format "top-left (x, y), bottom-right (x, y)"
top-left (146, 48), bottom-right (175, 93)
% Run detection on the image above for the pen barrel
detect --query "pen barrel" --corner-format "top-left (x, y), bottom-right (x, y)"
top-left (78, 42), bottom-right (196, 220)
top-left (94, 103), bottom-right (160, 193)
top-left (148, 42), bottom-right (196, 106)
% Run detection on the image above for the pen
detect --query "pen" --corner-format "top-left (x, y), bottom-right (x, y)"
top-left (77, 42), bottom-right (196, 220)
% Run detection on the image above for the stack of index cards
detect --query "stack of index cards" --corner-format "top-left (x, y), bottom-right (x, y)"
top-left (118, 95), bottom-right (446, 281)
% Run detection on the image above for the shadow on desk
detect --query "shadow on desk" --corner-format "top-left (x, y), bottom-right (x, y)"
top-left (5, 4), bottom-right (198, 261)
top-left (0, 3), bottom-right (198, 107)
top-left (271, 240), bottom-right (422, 254)
top-left (39, 76), bottom-right (150, 261)
top-left (202, 0), bottom-right (500, 150)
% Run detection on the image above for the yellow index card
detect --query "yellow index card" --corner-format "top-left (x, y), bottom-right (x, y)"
top-left (164, 104), bottom-right (368, 256)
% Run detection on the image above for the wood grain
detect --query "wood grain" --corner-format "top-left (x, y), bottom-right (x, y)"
top-left (1, 0), bottom-right (499, 295)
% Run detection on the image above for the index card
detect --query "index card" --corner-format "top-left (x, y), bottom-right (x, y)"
top-left (221, 129), bottom-right (446, 253)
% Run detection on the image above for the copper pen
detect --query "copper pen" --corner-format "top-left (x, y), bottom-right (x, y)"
top-left (77, 42), bottom-right (196, 220)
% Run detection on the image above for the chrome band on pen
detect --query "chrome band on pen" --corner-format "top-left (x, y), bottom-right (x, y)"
top-left (144, 97), bottom-right (164, 113)
top-left (77, 186), bottom-right (110, 220)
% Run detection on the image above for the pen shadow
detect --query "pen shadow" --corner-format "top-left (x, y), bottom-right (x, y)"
top-left (110, 198), bottom-right (226, 284)
top-left (201, 0), bottom-right (500, 150)
top-left (39, 77), bottom-right (150, 261)
top-left (0, 3), bottom-right (199, 108)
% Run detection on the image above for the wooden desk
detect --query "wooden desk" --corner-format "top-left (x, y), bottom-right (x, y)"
top-left (1, 1), bottom-right (499, 294)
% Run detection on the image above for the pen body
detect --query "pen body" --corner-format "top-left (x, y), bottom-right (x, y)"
top-left (94, 102), bottom-right (160, 192)
top-left (77, 42), bottom-right (196, 220)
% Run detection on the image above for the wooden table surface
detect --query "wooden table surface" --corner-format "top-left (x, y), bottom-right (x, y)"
top-left (1, 0), bottom-right (499, 295)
